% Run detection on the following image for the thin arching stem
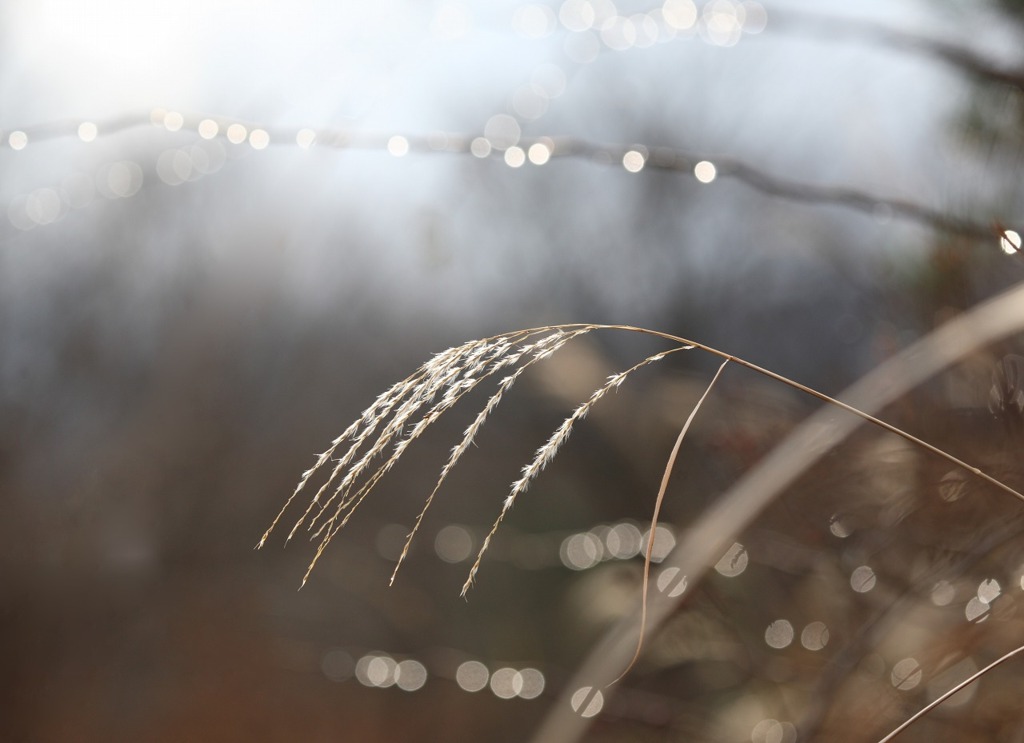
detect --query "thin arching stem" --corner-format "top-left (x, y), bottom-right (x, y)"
top-left (527, 281), bottom-right (1024, 743)
top-left (876, 643), bottom-right (1024, 743)
top-left (610, 358), bottom-right (729, 686)
top-left (594, 323), bottom-right (1024, 507)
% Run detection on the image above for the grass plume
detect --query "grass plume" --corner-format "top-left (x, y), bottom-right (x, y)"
top-left (528, 283), bottom-right (1024, 743)
top-left (260, 322), bottom-right (1024, 596)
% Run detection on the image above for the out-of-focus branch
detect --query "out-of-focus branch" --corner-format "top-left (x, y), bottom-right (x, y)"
top-left (2, 112), bottom-right (1012, 243)
top-left (768, 9), bottom-right (1024, 93)
top-left (565, 140), bottom-right (1000, 240)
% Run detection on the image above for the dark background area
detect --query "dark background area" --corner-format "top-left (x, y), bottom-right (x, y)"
top-left (2, 1), bottom-right (1024, 741)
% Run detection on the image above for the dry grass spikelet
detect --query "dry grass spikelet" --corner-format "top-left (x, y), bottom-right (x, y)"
top-left (260, 322), bottom-right (1024, 595)
top-left (259, 324), bottom-right (698, 589)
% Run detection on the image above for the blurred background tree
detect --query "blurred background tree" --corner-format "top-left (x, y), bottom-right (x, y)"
top-left (1, 1), bottom-right (1023, 741)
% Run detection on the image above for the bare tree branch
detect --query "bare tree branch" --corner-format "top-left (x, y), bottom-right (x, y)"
top-left (3, 113), bottom-right (1011, 243)
top-left (768, 9), bottom-right (1024, 93)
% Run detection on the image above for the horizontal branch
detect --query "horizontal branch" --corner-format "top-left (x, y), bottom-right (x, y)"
top-left (1, 109), bottom-right (1015, 243)
top-left (768, 9), bottom-right (1024, 93)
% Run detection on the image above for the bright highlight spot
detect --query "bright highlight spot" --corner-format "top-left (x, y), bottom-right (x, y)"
top-left (504, 146), bottom-right (526, 167)
top-left (356, 653), bottom-right (398, 688)
top-left (560, 532), bottom-right (603, 570)
top-left (765, 619), bottom-right (794, 649)
top-left (163, 111), bottom-right (184, 132)
top-left (891, 658), bottom-right (922, 690)
top-left (642, 524), bottom-right (676, 562)
top-left (965, 596), bottom-right (990, 623)
top-left (702, 0), bottom-right (744, 46)
top-left (484, 114), bottom-right (521, 150)
top-left (197, 119), bottom-right (219, 139)
top-left (1001, 229), bottom-right (1022, 254)
top-left (395, 659), bottom-right (428, 691)
top-left (456, 660), bottom-right (490, 692)
top-left (656, 566), bottom-right (688, 597)
top-left (931, 580), bottom-right (955, 606)
top-left (623, 149), bottom-right (645, 173)
top-left (296, 128), bottom-right (316, 148)
top-left (829, 513), bottom-right (852, 538)
top-left (249, 129), bottom-right (270, 150)
top-left (714, 542), bottom-right (748, 577)
top-left (570, 686), bottom-right (604, 718)
top-left (977, 578), bottom-right (1001, 604)
top-left (77, 122), bottom-right (97, 142)
top-left (742, 1), bottom-right (768, 33)
top-left (604, 522), bottom-right (641, 558)
top-left (226, 123), bottom-right (247, 144)
top-left (851, 565), bottom-right (876, 593)
top-left (751, 719), bottom-right (796, 743)
top-left (800, 621), bottom-right (829, 651)
top-left (435, 524), bottom-right (473, 563)
top-left (490, 667), bottom-right (521, 699)
top-left (517, 668), bottom-right (545, 699)
top-left (663, 0), bottom-right (698, 30)
top-left (694, 160), bottom-right (717, 183)
top-left (528, 142), bottom-right (552, 165)
top-left (8, 131), bottom-right (28, 150)
top-left (388, 135), bottom-right (409, 157)
top-left (470, 137), bottom-right (492, 158)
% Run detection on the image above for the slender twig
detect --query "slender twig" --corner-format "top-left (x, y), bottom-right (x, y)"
top-left (797, 511), bottom-right (1024, 739)
top-left (876, 643), bottom-right (1024, 743)
top-left (768, 9), bottom-right (1024, 93)
top-left (593, 324), bottom-right (1024, 507)
top-left (610, 358), bottom-right (729, 686)
top-left (528, 280), bottom-right (1024, 743)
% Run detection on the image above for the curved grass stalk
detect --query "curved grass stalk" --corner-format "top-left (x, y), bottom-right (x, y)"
top-left (527, 280), bottom-right (1024, 743)
top-left (460, 345), bottom-right (693, 596)
top-left (876, 643), bottom-right (1024, 743)
top-left (260, 281), bottom-right (1024, 739)
top-left (610, 357), bottom-right (729, 686)
top-left (263, 304), bottom-right (1024, 595)
top-left (259, 326), bottom-right (595, 583)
